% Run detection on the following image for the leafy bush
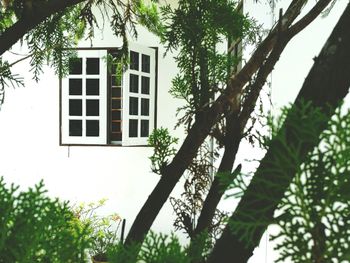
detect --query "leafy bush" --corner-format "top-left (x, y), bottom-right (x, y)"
top-left (108, 232), bottom-right (190, 263)
top-left (72, 199), bottom-right (122, 261)
top-left (0, 177), bottom-right (91, 263)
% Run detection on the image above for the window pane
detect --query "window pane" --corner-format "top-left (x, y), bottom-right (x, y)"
top-left (129, 97), bottom-right (138, 115)
top-left (111, 110), bottom-right (121, 120)
top-left (129, 119), bottom-right (138, 137)
top-left (86, 58), bottom-right (99, 74)
top-left (86, 79), bottom-right (99, 95)
top-left (130, 74), bottom-right (139, 93)
top-left (141, 120), bottom-right (149, 137)
top-left (86, 120), bottom-right (99, 137)
top-left (130, 51), bottom-right (139, 70)
top-left (112, 122), bottom-right (121, 132)
top-left (69, 79), bottom-right (82, 95)
top-left (142, 54), bottom-right (150, 73)
top-left (69, 120), bottom-right (82, 136)
top-left (141, 98), bottom-right (149, 116)
top-left (112, 99), bottom-right (121, 109)
top-left (141, 76), bottom-right (150, 94)
top-left (69, 58), bottom-right (82, 75)
top-left (69, 99), bottom-right (82, 116)
top-left (111, 88), bottom-right (121, 97)
top-left (86, 100), bottom-right (99, 116)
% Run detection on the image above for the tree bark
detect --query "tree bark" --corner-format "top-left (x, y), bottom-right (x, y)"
top-left (0, 0), bottom-right (86, 55)
top-left (208, 4), bottom-right (350, 262)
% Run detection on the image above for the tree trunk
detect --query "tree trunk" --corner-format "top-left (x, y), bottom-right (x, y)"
top-left (208, 4), bottom-right (350, 262)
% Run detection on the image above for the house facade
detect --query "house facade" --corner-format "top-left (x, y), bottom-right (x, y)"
top-left (0, 0), bottom-right (348, 262)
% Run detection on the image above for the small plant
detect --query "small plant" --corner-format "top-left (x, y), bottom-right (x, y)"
top-left (148, 127), bottom-right (178, 174)
top-left (72, 199), bottom-right (122, 262)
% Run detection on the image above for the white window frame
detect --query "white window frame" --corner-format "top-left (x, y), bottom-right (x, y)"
top-left (122, 43), bottom-right (156, 146)
top-left (61, 49), bottom-right (107, 145)
top-left (60, 45), bottom-right (156, 146)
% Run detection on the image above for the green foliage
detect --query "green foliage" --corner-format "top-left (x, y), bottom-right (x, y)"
top-left (139, 232), bottom-right (190, 263)
top-left (72, 199), bottom-right (122, 261)
top-left (108, 232), bottom-right (191, 263)
top-left (0, 177), bottom-right (91, 263)
top-left (159, 0), bottom-right (257, 128)
top-left (225, 101), bottom-right (329, 245)
top-left (273, 105), bottom-right (350, 262)
top-left (0, 58), bottom-right (23, 105)
top-left (148, 127), bottom-right (178, 175)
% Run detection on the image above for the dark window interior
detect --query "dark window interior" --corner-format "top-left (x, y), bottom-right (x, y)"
top-left (86, 79), bottom-right (99, 95)
top-left (142, 54), bottom-right (150, 73)
top-left (141, 76), bottom-right (150, 94)
top-left (69, 79), bottom-right (82, 95)
top-left (130, 51), bottom-right (139, 70)
top-left (141, 98), bottom-right (149, 116)
top-left (130, 74), bottom-right (139, 93)
top-left (111, 110), bottom-right (121, 120)
top-left (129, 97), bottom-right (138, 115)
top-left (141, 120), bottom-right (149, 137)
top-left (69, 120), bottom-right (82, 136)
top-left (86, 120), bottom-right (99, 136)
top-left (69, 99), bottom-right (82, 116)
top-left (129, 119), bottom-right (138, 137)
top-left (111, 88), bottom-right (121, 97)
top-left (86, 58), bottom-right (100, 74)
top-left (69, 58), bottom-right (82, 75)
top-left (86, 100), bottom-right (99, 116)
top-left (112, 122), bottom-right (121, 132)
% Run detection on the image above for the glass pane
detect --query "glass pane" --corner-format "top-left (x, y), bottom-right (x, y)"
top-left (129, 119), bottom-right (138, 137)
top-left (142, 54), bottom-right (150, 73)
top-left (111, 88), bottom-right (121, 97)
top-left (141, 76), bottom-right (150, 94)
top-left (86, 120), bottom-right (99, 137)
top-left (130, 74), bottom-right (139, 93)
top-left (69, 79), bottom-right (82, 95)
top-left (129, 97), bottom-right (138, 115)
top-left (112, 122), bottom-right (121, 132)
top-left (86, 79), bottom-right (99, 95)
top-left (112, 99), bottom-right (121, 109)
top-left (141, 120), bottom-right (149, 137)
top-left (69, 58), bottom-right (82, 75)
top-left (86, 100), bottom-right (99, 116)
top-left (111, 110), bottom-right (121, 120)
top-left (141, 98), bottom-right (149, 116)
top-left (69, 99), bottom-right (82, 116)
top-left (69, 120), bottom-right (82, 137)
top-left (130, 51), bottom-right (139, 70)
top-left (86, 58), bottom-right (99, 74)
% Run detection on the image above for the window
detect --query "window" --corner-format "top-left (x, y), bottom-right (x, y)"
top-left (60, 44), bottom-right (157, 146)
